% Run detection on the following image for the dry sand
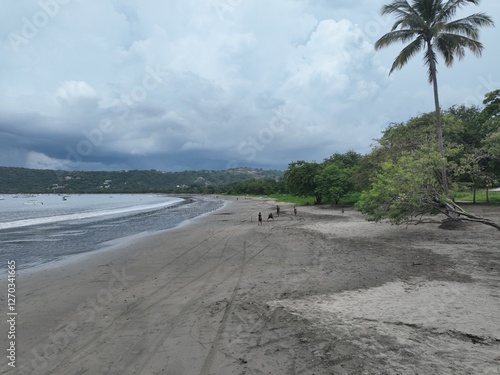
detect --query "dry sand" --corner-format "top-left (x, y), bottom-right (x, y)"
top-left (1, 197), bottom-right (499, 374)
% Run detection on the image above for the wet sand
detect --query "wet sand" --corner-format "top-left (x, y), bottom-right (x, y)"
top-left (2, 197), bottom-right (500, 374)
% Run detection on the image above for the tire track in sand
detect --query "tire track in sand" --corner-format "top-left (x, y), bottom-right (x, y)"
top-left (134, 241), bottom-right (269, 375)
top-left (198, 241), bottom-right (247, 375)
top-left (43, 221), bottom-right (242, 374)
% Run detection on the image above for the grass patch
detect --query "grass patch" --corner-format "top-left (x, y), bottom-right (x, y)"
top-left (339, 191), bottom-right (361, 205)
top-left (225, 192), bottom-right (362, 205)
top-left (452, 190), bottom-right (500, 204)
top-left (269, 193), bottom-right (362, 205)
top-left (224, 193), bottom-right (315, 204)
top-left (267, 194), bottom-right (316, 204)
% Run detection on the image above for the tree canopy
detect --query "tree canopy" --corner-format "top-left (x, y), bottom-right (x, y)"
top-left (356, 92), bottom-right (500, 230)
top-left (283, 152), bottom-right (364, 205)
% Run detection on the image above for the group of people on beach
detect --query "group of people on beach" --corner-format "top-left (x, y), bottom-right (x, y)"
top-left (257, 205), bottom-right (297, 225)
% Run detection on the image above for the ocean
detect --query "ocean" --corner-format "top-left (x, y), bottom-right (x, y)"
top-left (0, 194), bottom-right (224, 272)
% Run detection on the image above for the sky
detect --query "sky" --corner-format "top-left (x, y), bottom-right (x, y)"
top-left (1, 0), bottom-right (499, 172)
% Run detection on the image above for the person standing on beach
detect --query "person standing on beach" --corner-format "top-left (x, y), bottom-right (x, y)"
top-left (276, 205), bottom-right (280, 217)
top-left (294, 206), bottom-right (297, 216)
top-left (258, 212), bottom-right (262, 225)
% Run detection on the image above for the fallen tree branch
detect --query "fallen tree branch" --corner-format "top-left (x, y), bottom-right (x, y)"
top-left (436, 200), bottom-right (500, 231)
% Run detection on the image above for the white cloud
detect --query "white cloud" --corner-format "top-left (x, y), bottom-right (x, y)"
top-left (26, 151), bottom-right (69, 170)
top-left (284, 19), bottom-right (381, 98)
top-left (57, 81), bottom-right (97, 102)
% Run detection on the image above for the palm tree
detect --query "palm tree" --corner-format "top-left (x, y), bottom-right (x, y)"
top-left (375, 0), bottom-right (494, 195)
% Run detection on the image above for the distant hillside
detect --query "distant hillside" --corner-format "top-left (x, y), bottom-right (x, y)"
top-left (0, 167), bottom-right (283, 194)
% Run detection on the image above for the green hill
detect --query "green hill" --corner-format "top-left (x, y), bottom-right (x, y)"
top-left (0, 167), bottom-right (283, 194)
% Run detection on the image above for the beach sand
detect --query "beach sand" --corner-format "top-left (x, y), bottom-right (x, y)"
top-left (2, 197), bottom-right (500, 374)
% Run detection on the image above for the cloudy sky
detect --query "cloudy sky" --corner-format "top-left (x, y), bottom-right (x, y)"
top-left (1, 0), bottom-right (498, 171)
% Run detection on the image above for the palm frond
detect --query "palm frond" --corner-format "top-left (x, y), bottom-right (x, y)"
top-left (375, 29), bottom-right (420, 50)
top-left (399, 13), bottom-right (427, 29)
top-left (389, 36), bottom-right (425, 74)
top-left (381, 0), bottom-right (413, 17)
top-left (435, 34), bottom-right (463, 65)
top-left (435, 33), bottom-right (484, 65)
top-left (381, 0), bottom-right (424, 30)
top-left (413, 0), bottom-right (443, 23)
top-left (444, 12), bottom-right (495, 37)
top-left (437, 0), bottom-right (481, 23)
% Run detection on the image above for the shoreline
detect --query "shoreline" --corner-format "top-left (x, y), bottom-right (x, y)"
top-left (0, 195), bottom-right (225, 276)
top-left (1, 197), bottom-right (499, 374)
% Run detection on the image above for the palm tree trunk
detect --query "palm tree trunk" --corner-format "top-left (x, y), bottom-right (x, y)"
top-left (428, 44), bottom-right (449, 195)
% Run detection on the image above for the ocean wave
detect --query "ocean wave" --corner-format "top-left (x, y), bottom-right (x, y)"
top-left (0, 197), bottom-right (184, 230)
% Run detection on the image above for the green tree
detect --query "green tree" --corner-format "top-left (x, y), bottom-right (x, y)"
top-left (352, 148), bottom-right (387, 192)
top-left (226, 178), bottom-right (283, 196)
top-left (315, 163), bottom-right (353, 205)
top-left (316, 151), bottom-right (363, 204)
top-left (447, 94), bottom-right (500, 200)
top-left (284, 161), bottom-right (323, 204)
top-left (480, 90), bottom-right (500, 158)
top-left (356, 146), bottom-right (500, 230)
top-left (323, 151), bottom-right (363, 169)
top-left (357, 104), bottom-right (500, 230)
top-left (357, 148), bottom-right (442, 223)
top-left (375, 0), bottom-right (494, 195)
top-left (479, 90), bottom-right (500, 198)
